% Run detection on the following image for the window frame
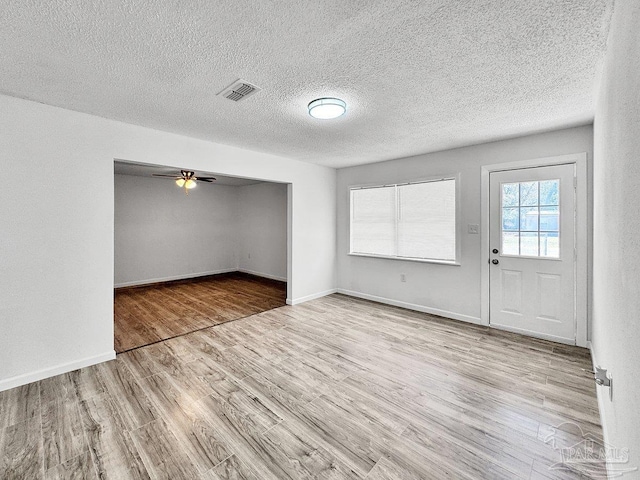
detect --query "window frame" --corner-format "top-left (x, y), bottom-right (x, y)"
top-left (348, 174), bottom-right (461, 265)
top-left (499, 179), bottom-right (561, 259)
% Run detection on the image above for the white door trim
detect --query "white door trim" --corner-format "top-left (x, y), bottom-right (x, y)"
top-left (480, 152), bottom-right (588, 347)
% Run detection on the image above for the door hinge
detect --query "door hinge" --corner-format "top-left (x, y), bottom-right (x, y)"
top-left (573, 176), bottom-right (577, 189)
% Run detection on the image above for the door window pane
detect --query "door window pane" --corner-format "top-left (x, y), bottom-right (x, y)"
top-left (502, 208), bottom-right (519, 231)
top-left (540, 232), bottom-right (560, 258)
top-left (540, 180), bottom-right (559, 205)
top-left (539, 206), bottom-right (559, 231)
top-left (520, 207), bottom-right (539, 231)
top-left (500, 179), bottom-right (560, 258)
top-left (520, 232), bottom-right (539, 256)
top-left (520, 182), bottom-right (538, 206)
top-left (502, 183), bottom-right (519, 207)
top-left (502, 232), bottom-right (520, 255)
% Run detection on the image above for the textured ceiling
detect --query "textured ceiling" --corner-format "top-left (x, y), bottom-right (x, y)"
top-left (0, 1), bottom-right (613, 168)
top-left (114, 161), bottom-right (263, 186)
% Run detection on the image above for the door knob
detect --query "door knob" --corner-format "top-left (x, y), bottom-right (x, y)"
top-left (492, 259), bottom-right (499, 265)
top-left (492, 249), bottom-right (499, 254)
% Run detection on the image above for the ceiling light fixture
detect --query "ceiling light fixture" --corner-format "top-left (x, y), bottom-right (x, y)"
top-left (308, 97), bottom-right (346, 119)
top-left (152, 170), bottom-right (217, 195)
top-left (175, 177), bottom-right (197, 189)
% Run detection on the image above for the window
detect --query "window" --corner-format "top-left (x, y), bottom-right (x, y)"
top-left (350, 178), bottom-right (457, 262)
top-left (501, 180), bottom-right (560, 258)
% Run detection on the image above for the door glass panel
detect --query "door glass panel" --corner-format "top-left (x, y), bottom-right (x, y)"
top-left (539, 206), bottom-right (559, 231)
top-left (540, 180), bottom-right (559, 205)
top-left (520, 182), bottom-right (538, 206)
top-left (502, 207), bottom-right (519, 231)
top-left (520, 207), bottom-right (539, 231)
top-left (501, 179), bottom-right (560, 258)
top-left (540, 232), bottom-right (560, 258)
top-left (520, 232), bottom-right (539, 256)
top-left (502, 183), bottom-right (519, 207)
top-left (502, 232), bottom-right (520, 255)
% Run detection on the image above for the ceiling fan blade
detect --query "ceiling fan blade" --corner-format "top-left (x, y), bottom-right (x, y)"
top-left (152, 174), bottom-right (181, 178)
top-left (197, 177), bottom-right (216, 182)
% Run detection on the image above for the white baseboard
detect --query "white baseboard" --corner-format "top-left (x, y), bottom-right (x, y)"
top-left (336, 288), bottom-right (484, 325)
top-left (114, 268), bottom-right (237, 288)
top-left (0, 350), bottom-right (116, 392)
top-left (587, 341), bottom-right (613, 479)
top-left (286, 288), bottom-right (338, 305)
top-left (238, 268), bottom-right (287, 282)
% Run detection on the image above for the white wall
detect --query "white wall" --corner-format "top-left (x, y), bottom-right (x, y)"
top-left (0, 94), bottom-right (336, 391)
top-left (337, 126), bottom-right (593, 325)
top-left (592, 1), bottom-right (640, 473)
top-left (238, 182), bottom-right (287, 281)
top-left (114, 175), bottom-right (288, 287)
top-left (114, 174), bottom-right (240, 287)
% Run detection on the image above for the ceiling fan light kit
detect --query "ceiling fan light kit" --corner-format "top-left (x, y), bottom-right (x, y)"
top-left (175, 178), bottom-right (196, 189)
top-left (152, 169), bottom-right (217, 195)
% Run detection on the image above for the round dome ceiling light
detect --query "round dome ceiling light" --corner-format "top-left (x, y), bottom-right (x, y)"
top-left (308, 97), bottom-right (346, 119)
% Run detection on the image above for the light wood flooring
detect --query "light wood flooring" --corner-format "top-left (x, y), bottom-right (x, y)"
top-left (1, 294), bottom-right (603, 479)
top-left (114, 272), bottom-right (287, 352)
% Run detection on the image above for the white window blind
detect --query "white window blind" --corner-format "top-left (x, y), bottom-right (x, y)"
top-left (350, 178), bottom-right (456, 261)
top-left (350, 186), bottom-right (396, 256)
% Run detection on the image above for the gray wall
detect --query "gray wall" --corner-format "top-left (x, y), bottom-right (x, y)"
top-left (238, 182), bottom-right (288, 281)
top-left (592, 0), bottom-right (640, 472)
top-left (337, 125), bottom-right (593, 326)
top-left (114, 174), bottom-right (240, 287)
top-left (114, 175), bottom-right (287, 287)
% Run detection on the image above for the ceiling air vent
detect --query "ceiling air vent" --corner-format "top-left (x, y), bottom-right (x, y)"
top-left (217, 79), bottom-right (261, 102)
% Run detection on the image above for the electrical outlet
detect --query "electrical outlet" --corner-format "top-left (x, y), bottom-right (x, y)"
top-left (468, 224), bottom-right (479, 234)
top-left (400, 274), bottom-right (406, 282)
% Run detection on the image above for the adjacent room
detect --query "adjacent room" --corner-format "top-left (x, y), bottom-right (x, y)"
top-left (113, 161), bottom-right (288, 352)
top-left (1, 1), bottom-right (639, 479)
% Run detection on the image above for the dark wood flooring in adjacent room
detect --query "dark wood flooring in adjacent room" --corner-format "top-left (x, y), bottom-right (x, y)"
top-left (0, 295), bottom-right (603, 479)
top-left (114, 272), bottom-right (286, 353)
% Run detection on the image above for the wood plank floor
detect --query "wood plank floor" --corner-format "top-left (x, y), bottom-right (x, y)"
top-left (114, 272), bottom-right (287, 353)
top-left (1, 295), bottom-right (604, 479)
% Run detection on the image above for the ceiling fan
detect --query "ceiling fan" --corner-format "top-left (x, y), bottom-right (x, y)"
top-left (152, 170), bottom-right (216, 194)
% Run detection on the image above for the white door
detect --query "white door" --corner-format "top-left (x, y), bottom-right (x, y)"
top-left (489, 164), bottom-right (576, 344)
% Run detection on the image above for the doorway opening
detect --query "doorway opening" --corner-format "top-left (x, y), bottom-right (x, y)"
top-left (113, 160), bottom-right (290, 353)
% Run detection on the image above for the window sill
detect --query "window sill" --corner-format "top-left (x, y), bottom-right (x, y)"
top-left (348, 252), bottom-right (461, 266)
